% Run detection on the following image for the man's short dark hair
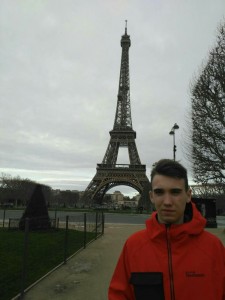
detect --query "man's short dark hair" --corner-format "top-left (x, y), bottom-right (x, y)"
top-left (150, 159), bottom-right (189, 191)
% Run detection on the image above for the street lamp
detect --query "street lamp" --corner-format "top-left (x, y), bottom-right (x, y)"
top-left (169, 123), bottom-right (179, 161)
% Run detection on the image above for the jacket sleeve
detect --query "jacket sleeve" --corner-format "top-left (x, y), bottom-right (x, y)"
top-left (108, 242), bottom-right (135, 300)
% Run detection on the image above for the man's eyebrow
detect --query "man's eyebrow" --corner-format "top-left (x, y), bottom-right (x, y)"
top-left (152, 188), bottom-right (183, 192)
top-left (153, 188), bottom-right (164, 192)
top-left (171, 188), bottom-right (182, 191)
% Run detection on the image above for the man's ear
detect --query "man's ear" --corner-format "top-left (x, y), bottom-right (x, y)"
top-left (186, 188), bottom-right (192, 203)
top-left (149, 191), bottom-right (154, 204)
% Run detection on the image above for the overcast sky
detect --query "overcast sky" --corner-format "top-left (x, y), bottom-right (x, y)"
top-left (0, 0), bottom-right (224, 196)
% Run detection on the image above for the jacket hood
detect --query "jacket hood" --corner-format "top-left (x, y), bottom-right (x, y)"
top-left (146, 201), bottom-right (207, 240)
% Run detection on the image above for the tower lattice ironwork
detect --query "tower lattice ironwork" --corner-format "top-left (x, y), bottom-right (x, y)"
top-left (81, 24), bottom-right (150, 208)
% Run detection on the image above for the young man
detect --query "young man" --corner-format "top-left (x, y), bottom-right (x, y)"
top-left (108, 159), bottom-right (225, 300)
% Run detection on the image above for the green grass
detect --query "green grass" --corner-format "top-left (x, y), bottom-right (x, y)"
top-left (0, 228), bottom-right (97, 300)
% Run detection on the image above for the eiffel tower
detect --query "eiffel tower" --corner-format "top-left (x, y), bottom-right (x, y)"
top-left (82, 23), bottom-right (150, 209)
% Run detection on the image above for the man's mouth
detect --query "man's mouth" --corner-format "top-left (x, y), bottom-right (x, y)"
top-left (162, 209), bottom-right (175, 214)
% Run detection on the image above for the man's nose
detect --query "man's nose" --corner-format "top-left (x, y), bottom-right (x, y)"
top-left (163, 193), bottom-right (173, 205)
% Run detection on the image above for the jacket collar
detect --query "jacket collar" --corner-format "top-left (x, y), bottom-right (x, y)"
top-left (146, 201), bottom-right (206, 240)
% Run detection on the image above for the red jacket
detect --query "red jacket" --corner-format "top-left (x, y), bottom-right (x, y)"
top-left (108, 202), bottom-right (225, 300)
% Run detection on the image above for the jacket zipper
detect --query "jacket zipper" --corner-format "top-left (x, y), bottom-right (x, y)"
top-left (166, 225), bottom-right (176, 300)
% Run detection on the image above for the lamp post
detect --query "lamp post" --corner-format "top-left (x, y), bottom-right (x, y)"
top-left (169, 123), bottom-right (179, 161)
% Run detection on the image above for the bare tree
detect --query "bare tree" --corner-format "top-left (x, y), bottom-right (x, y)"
top-left (190, 21), bottom-right (225, 185)
top-left (191, 183), bottom-right (225, 198)
top-left (0, 173), bottom-right (52, 206)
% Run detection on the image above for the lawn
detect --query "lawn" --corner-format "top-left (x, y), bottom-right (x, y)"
top-left (0, 228), bottom-right (96, 300)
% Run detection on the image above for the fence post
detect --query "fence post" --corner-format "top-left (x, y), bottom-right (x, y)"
top-left (8, 218), bottom-right (11, 229)
top-left (20, 218), bottom-right (29, 299)
top-left (101, 211), bottom-right (105, 235)
top-left (54, 209), bottom-right (57, 221)
top-left (64, 216), bottom-right (69, 264)
top-left (95, 212), bottom-right (98, 239)
top-left (84, 213), bottom-right (87, 249)
top-left (3, 209), bottom-right (6, 228)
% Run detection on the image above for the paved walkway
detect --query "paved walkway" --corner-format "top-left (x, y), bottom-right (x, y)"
top-left (24, 224), bottom-right (225, 300)
top-left (24, 224), bottom-right (144, 300)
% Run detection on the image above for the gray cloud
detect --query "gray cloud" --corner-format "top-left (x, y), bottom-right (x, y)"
top-left (0, 0), bottom-right (224, 195)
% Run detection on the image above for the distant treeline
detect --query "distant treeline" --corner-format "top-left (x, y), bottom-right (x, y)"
top-left (0, 173), bottom-right (80, 208)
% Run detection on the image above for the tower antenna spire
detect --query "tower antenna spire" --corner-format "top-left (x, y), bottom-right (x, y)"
top-left (125, 20), bottom-right (127, 34)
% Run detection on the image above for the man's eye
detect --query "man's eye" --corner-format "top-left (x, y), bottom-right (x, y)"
top-left (154, 189), bottom-right (164, 195)
top-left (171, 189), bottom-right (182, 195)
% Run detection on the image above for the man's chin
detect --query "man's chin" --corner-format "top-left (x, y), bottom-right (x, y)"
top-left (159, 216), bottom-right (177, 224)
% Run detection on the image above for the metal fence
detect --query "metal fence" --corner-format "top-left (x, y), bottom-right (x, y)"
top-left (0, 210), bottom-right (104, 300)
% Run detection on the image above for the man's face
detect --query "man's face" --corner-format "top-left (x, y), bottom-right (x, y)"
top-left (150, 174), bottom-right (191, 224)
